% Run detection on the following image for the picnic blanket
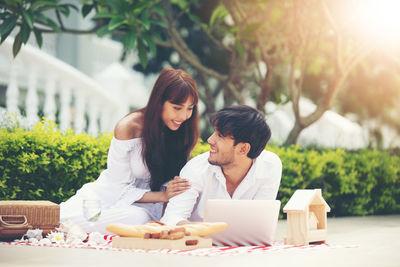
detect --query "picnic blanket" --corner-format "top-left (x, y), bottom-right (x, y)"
top-left (0, 235), bottom-right (356, 257)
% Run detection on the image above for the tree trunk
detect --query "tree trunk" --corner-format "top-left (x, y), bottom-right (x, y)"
top-left (256, 66), bottom-right (273, 112)
top-left (283, 121), bottom-right (304, 146)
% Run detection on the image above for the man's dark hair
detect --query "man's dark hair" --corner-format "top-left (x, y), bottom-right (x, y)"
top-left (210, 105), bottom-right (271, 159)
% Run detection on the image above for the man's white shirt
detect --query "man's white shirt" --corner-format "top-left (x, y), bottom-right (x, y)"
top-left (160, 150), bottom-right (282, 225)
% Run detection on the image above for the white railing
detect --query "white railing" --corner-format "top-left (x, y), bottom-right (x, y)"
top-left (0, 37), bottom-right (129, 134)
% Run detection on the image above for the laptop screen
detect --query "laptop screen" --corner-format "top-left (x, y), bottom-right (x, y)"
top-left (203, 199), bottom-right (281, 246)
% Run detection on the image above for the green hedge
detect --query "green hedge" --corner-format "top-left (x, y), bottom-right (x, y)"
top-left (268, 146), bottom-right (400, 216)
top-left (0, 121), bottom-right (110, 203)
top-left (1, 121), bottom-right (399, 217)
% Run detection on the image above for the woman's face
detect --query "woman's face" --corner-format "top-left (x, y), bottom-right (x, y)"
top-left (161, 97), bottom-right (194, 131)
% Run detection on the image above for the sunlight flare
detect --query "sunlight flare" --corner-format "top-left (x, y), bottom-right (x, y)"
top-left (345, 0), bottom-right (400, 44)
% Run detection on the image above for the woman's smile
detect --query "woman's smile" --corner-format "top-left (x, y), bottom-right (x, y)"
top-left (161, 97), bottom-right (194, 131)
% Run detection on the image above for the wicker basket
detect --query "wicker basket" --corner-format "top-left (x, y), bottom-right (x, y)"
top-left (0, 200), bottom-right (60, 239)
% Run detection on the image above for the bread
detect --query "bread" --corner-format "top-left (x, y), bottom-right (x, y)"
top-left (181, 222), bottom-right (228, 237)
top-left (106, 221), bottom-right (228, 239)
top-left (106, 223), bottom-right (175, 238)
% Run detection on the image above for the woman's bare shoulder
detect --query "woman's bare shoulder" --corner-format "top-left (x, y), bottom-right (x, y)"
top-left (114, 111), bottom-right (144, 140)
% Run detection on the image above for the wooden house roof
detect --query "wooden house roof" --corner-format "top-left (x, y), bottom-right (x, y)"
top-left (283, 189), bottom-right (331, 213)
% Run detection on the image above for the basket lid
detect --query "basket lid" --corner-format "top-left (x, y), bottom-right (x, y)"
top-left (0, 201), bottom-right (58, 207)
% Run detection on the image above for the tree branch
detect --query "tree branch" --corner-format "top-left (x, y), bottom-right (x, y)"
top-left (197, 72), bottom-right (216, 114)
top-left (207, 30), bottom-right (234, 53)
top-left (344, 42), bottom-right (376, 74)
top-left (320, 1), bottom-right (344, 74)
top-left (301, 42), bottom-right (375, 128)
top-left (157, 4), bottom-right (228, 80)
top-left (256, 60), bottom-right (273, 111)
top-left (302, 73), bottom-right (347, 128)
top-left (222, 0), bottom-right (241, 26)
top-left (32, 20), bottom-right (100, 34)
top-left (289, 49), bottom-right (302, 124)
top-left (153, 38), bottom-right (172, 48)
top-left (55, 10), bottom-right (65, 29)
top-left (168, 27), bottom-right (226, 81)
top-left (320, 1), bottom-right (338, 33)
top-left (174, 2), bottom-right (193, 22)
top-left (231, 0), bottom-right (246, 21)
top-left (155, 2), bottom-right (245, 104)
top-left (296, 30), bottom-right (313, 104)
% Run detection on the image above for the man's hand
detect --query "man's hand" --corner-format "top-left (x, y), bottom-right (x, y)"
top-left (164, 176), bottom-right (190, 202)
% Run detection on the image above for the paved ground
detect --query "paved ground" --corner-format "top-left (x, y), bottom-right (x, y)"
top-left (0, 215), bottom-right (399, 267)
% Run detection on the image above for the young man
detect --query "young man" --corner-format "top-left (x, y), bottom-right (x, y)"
top-left (161, 105), bottom-right (282, 225)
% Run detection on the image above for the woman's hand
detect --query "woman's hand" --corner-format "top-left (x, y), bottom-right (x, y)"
top-left (164, 176), bottom-right (191, 202)
top-left (137, 177), bottom-right (190, 203)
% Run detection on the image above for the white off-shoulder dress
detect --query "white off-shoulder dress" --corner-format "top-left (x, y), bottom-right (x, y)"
top-left (60, 137), bottom-right (164, 234)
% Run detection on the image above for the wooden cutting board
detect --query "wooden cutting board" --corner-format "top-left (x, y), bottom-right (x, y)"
top-left (112, 236), bottom-right (212, 250)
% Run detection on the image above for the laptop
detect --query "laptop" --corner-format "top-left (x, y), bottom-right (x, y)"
top-left (203, 199), bottom-right (281, 246)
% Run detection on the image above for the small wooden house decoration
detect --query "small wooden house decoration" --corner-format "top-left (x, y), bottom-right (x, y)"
top-left (283, 189), bottom-right (331, 245)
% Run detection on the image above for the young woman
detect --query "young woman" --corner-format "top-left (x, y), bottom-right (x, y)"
top-left (60, 67), bottom-right (199, 233)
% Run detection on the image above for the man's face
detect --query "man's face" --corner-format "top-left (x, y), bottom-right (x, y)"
top-left (207, 128), bottom-right (236, 166)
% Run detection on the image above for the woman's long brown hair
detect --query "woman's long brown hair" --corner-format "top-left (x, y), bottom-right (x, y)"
top-left (141, 67), bottom-right (199, 191)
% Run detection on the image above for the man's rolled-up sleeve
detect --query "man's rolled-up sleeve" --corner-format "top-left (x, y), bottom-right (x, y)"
top-left (160, 166), bottom-right (204, 225)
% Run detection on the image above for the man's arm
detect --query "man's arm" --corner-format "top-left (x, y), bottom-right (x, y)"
top-left (160, 161), bottom-right (205, 225)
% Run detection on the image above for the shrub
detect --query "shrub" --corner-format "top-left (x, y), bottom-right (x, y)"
top-left (192, 138), bottom-right (210, 157)
top-left (1, 120), bottom-right (399, 216)
top-left (268, 145), bottom-right (400, 217)
top-left (0, 120), bottom-right (110, 203)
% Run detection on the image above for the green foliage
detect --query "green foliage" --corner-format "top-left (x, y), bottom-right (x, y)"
top-left (0, 120), bottom-right (110, 203)
top-left (191, 138), bottom-right (210, 157)
top-left (267, 145), bottom-right (400, 217)
top-left (209, 3), bottom-right (228, 29)
top-left (1, 122), bottom-right (399, 217)
top-left (0, 0), bottom-right (75, 56)
top-left (0, 0), bottom-right (183, 67)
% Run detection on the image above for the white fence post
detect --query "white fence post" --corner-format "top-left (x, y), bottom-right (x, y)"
top-left (25, 64), bottom-right (39, 125)
top-left (59, 81), bottom-right (72, 131)
top-left (74, 89), bottom-right (86, 133)
top-left (99, 105), bottom-right (112, 133)
top-left (6, 63), bottom-right (20, 115)
top-left (0, 37), bottom-right (129, 134)
top-left (43, 72), bottom-right (57, 121)
top-left (88, 97), bottom-right (99, 135)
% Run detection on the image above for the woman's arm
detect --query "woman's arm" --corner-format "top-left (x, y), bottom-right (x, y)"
top-left (115, 113), bottom-right (191, 204)
top-left (136, 191), bottom-right (168, 203)
top-left (136, 176), bottom-right (191, 203)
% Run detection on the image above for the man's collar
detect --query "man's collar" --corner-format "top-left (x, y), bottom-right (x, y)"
top-left (209, 156), bottom-right (262, 183)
